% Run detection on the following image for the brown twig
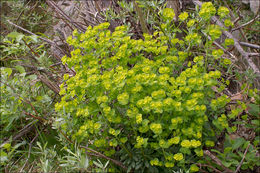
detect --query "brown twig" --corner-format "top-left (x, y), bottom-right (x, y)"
top-left (58, 129), bottom-right (127, 170)
top-left (0, 120), bottom-right (37, 148)
top-left (197, 163), bottom-right (222, 173)
top-left (81, 146), bottom-right (128, 170)
top-left (46, 0), bottom-right (85, 32)
top-left (39, 5), bottom-right (83, 30)
top-left (201, 31), bottom-right (237, 60)
top-left (233, 17), bottom-right (241, 25)
top-left (15, 0), bottom-right (32, 23)
top-left (239, 42), bottom-right (260, 49)
top-left (223, 1), bottom-right (247, 41)
top-left (134, 1), bottom-right (150, 34)
top-left (192, 0), bottom-right (260, 78)
top-left (36, 72), bottom-right (60, 94)
top-left (0, 81), bottom-right (41, 116)
top-left (23, 111), bottom-right (46, 122)
top-left (248, 52), bottom-right (260, 56)
top-left (7, 20), bottom-right (52, 44)
top-left (235, 143), bottom-right (250, 173)
top-left (22, 39), bottom-right (41, 58)
top-left (232, 14), bottom-right (259, 32)
top-left (203, 150), bottom-right (234, 173)
top-left (58, 129), bottom-right (74, 144)
top-left (50, 62), bottom-right (62, 67)
top-left (7, 18), bottom-right (75, 77)
top-left (19, 131), bottom-right (39, 172)
top-left (6, 20), bottom-right (69, 58)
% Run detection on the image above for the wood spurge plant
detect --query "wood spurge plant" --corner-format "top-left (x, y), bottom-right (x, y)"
top-left (54, 2), bottom-right (258, 172)
top-left (1, 1), bottom-right (259, 172)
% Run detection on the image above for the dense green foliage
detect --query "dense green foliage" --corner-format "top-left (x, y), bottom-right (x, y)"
top-left (54, 3), bottom-right (259, 172)
top-left (56, 23), bottom-right (221, 171)
top-left (1, 1), bottom-right (259, 172)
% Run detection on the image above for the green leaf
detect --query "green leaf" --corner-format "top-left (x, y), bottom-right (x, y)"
top-left (243, 141), bottom-right (250, 149)
top-left (104, 161), bottom-right (109, 168)
top-left (27, 74), bottom-right (37, 80)
top-left (2, 143), bottom-right (11, 151)
top-left (173, 28), bottom-right (182, 33)
top-left (93, 161), bottom-right (102, 168)
top-left (232, 137), bottom-right (246, 150)
top-left (253, 136), bottom-right (260, 146)
top-left (222, 161), bottom-right (232, 167)
top-left (241, 163), bottom-right (248, 170)
top-left (28, 35), bottom-right (38, 42)
top-left (127, 165), bottom-right (132, 173)
top-left (251, 120), bottom-right (259, 126)
top-left (211, 149), bottom-right (222, 155)
top-left (136, 162), bottom-right (142, 170)
top-left (0, 150), bottom-right (8, 163)
top-left (230, 159), bottom-right (239, 165)
top-left (7, 32), bottom-right (24, 42)
top-left (248, 104), bottom-right (260, 117)
top-left (15, 65), bottom-right (25, 74)
top-left (3, 68), bottom-right (12, 77)
top-left (224, 147), bottom-right (232, 153)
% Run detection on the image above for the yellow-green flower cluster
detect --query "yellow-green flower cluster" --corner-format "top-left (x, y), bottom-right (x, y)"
top-left (170, 117), bottom-right (183, 130)
top-left (55, 17), bottom-right (230, 170)
top-left (213, 114), bottom-right (229, 131)
top-left (208, 25), bottom-right (222, 40)
top-left (179, 12), bottom-right (189, 21)
top-left (205, 140), bottom-right (215, 147)
top-left (218, 6), bottom-right (229, 18)
top-left (109, 139), bottom-right (118, 147)
top-left (195, 149), bottom-right (204, 157)
top-left (75, 108), bottom-right (88, 117)
top-left (150, 101), bottom-right (163, 113)
top-left (181, 140), bottom-right (191, 148)
top-left (158, 66), bottom-right (170, 74)
top-left (199, 2), bottom-right (216, 20)
top-left (225, 38), bottom-right (234, 46)
top-left (162, 8), bottom-right (175, 20)
top-left (168, 136), bottom-right (180, 145)
top-left (150, 123), bottom-right (162, 135)
top-left (170, 39), bottom-right (180, 46)
top-left (127, 106), bottom-right (139, 118)
top-left (151, 89), bottom-right (166, 99)
top-left (173, 153), bottom-right (184, 161)
top-left (187, 19), bottom-right (196, 27)
top-left (193, 56), bottom-right (204, 66)
top-left (135, 136), bottom-right (148, 148)
top-left (224, 19), bottom-right (233, 27)
top-left (109, 128), bottom-right (120, 136)
top-left (211, 95), bottom-right (230, 111)
top-left (139, 119), bottom-right (150, 133)
top-left (212, 49), bottom-right (224, 59)
top-left (190, 164), bottom-right (199, 172)
top-left (75, 120), bottom-right (101, 137)
top-left (117, 92), bottom-right (129, 105)
top-left (185, 33), bottom-right (201, 45)
top-left (190, 140), bottom-right (202, 148)
top-left (185, 99), bottom-right (198, 111)
top-left (94, 139), bottom-right (107, 148)
top-left (159, 139), bottom-right (169, 148)
top-left (150, 158), bottom-right (163, 166)
top-left (136, 113), bottom-right (142, 124)
top-left (165, 162), bottom-right (175, 167)
top-left (97, 95), bottom-right (108, 104)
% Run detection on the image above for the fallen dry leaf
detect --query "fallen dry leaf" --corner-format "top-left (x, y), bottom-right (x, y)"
top-left (230, 93), bottom-right (244, 101)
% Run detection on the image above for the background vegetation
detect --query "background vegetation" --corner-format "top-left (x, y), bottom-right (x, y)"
top-left (0, 0), bottom-right (259, 172)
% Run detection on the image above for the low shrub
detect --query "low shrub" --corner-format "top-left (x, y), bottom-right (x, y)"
top-left (55, 2), bottom-right (258, 172)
